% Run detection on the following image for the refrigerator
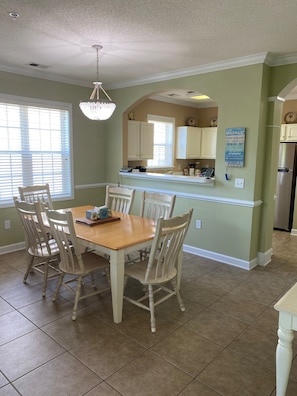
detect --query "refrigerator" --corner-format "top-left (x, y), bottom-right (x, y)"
top-left (274, 142), bottom-right (297, 231)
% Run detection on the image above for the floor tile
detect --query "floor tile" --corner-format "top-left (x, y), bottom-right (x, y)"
top-left (0, 329), bottom-right (64, 381)
top-left (185, 308), bottom-right (247, 346)
top-left (42, 312), bottom-right (108, 350)
top-left (228, 326), bottom-right (278, 371)
top-left (107, 350), bottom-right (192, 396)
top-left (69, 325), bottom-right (145, 379)
top-left (0, 297), bottom-right (14, 316)
top-left (13, 352), bottom-right (101, 396)
top-left (179, 379), bottom-right (221, 395)
top-left (85, 382), bottom-right (122, 395)
top-left (150, 326), bottom-right (223, 377)
top-left (198, 349), bottom-right (276, 395)
top-left (209, 292), bottom-right (266, 324)
top-left (0, 311), bottom-right (36, 345)
top-left (19, 294), bottom-right (74, 327)
top-left (0, 384), bottom-right (20, 396)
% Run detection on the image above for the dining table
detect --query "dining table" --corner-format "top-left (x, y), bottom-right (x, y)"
top-left (59, 205), bottom-right (158, 323)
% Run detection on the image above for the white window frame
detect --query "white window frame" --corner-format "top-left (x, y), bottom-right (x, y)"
top-left (147, 114), bottom-right (175, 169)
top-left (0, 94), bottom-right (73, 208)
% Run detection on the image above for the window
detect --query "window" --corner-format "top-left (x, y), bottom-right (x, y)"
top-left (147, 114), bottom-right (174, 168)
top-left (0, 94), bottom-right (73, 207)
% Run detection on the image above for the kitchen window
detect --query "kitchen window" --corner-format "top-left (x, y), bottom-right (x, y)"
top-left (147, 114), bottom-right (174, 168)
top-left (0, 94), bottom-right (73, 207)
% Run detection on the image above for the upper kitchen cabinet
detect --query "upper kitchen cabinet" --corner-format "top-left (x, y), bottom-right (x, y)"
top-left (128, 121), bottom-right (154, 160)
top-left (176, 126), bottom-right (202, 159)
top-left (176, 126), bottom-right (217, 159)
top-left (200, 127), bottom-right (217, 159)
top-left (280, 124), bottom-right (297, 142)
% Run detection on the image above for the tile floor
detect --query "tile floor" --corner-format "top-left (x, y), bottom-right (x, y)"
top-left (1, 231), bottom-right (297, 395)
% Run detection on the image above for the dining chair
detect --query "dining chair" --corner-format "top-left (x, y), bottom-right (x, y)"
top-left (137, 191), bottom-right (176, 261)
top-left (105, 185), bottom-right (135, 214)
top-left (139, 190), bottom-right (176, 220)
top-left (14, 198), bottom-right (61, 297)
top-left (19, 183), bottom-right (53, 209)
top-left (46, 208), bottom-right (110, 320)
top-left (123, 208), bottom-right (193, 332)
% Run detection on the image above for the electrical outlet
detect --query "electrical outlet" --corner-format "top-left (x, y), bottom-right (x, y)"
top-left (195, 219), bottom-right (202, 229)
top-left (234, 178), bottom-right (245, 188)
top-left (4, 220), bottom-right (11, 229)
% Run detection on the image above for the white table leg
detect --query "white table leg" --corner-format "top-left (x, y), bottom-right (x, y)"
top-left (109, 249), bottom-right (125, 323)
top-left (176, 249), bottom-right (183, 290)
top-left (276, 325), bottom-right (294, 396)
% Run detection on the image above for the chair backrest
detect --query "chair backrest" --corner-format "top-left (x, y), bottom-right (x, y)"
top-left (139, 191), bottom-right (176, 220)
top-left (145, 208), bottom-right (193, 284)
top-left (46, 209), bottom-right (85, 274)
top-left (105, 185), bottom-right (135, 214)
top-left (14, 198), bottom-right (52, 256)
top-left (19, 184), bottom-right (53, 209)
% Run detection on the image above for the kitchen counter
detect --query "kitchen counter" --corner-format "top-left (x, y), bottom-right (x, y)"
top-left (118, 171), bottom-right (215, 186)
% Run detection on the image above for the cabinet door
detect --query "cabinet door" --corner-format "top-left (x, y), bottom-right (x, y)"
top-left (285, 124), bottom-right (297, 142)
top-left (176, 127), bottom-right (201, 159)
top-left (140, 122), bottom-right (154, 159)
top-left (280, 124), bottom-right (286, 141)
top-left (128, 121), bottom-right (140, 160)
top-left (200, 127), bottom-right (217, 159)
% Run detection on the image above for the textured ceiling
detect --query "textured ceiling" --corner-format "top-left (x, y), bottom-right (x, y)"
top-left (1, 0), bottom-right (297, 103)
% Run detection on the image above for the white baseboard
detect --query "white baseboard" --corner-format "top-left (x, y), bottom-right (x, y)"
top-left (183, 244), bottom-right (261, 270)
top-left (257, 248), bottom-right (272, 267)
top-left (291, 228), bottom-right (297, 236)
top-left (0, 241), bottom-right (272, 271)
top-left (0, 242), bottom-right (25, 255)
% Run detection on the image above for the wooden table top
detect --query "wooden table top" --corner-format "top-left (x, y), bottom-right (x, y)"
top-left (69, 205), bottom-right (156, 251)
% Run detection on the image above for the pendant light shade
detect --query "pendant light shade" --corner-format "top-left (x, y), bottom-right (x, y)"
top-left (79, 45), bottom-right (116, 121)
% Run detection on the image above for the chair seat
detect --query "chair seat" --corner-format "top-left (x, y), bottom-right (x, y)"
top-left (60, 251), bottom-right (109, 276)
top-left (29, 239), bottom-right (59, 257)
top-left (125, 259), bottom-right (177, 285)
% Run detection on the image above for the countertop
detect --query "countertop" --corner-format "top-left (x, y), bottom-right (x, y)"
top-left (118, 171), bottom-right (215, 186)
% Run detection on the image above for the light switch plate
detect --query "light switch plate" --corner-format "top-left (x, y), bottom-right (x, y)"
top-left (234, 178), bottom-right (244, 188)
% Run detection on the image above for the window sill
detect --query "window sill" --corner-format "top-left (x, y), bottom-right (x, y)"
top-left (119, 171), bottom-right (215, 186)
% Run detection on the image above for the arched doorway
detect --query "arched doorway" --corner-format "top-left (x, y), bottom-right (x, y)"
top-left (123, 89), bottom-right (219, 172)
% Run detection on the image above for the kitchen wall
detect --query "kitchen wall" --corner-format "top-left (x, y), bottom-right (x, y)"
top-left (126, 98), bottom-right (218, 172)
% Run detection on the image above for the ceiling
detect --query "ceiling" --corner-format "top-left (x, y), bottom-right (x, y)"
top-left (1, 0), bottom-right (297, 107)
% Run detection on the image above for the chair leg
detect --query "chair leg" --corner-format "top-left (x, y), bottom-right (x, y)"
top-left (23, 256), bottom-right (34, 283)
top-left (72, 276), bottom-right (82, 320)
top-left (42, 259), bottom-right (49, 297)
top-left (52, 273), bottom-right (64, 302)
top-left (148, 285), bottom-right (156, 332)
top-left (172, 279), bottom-right (185, 312)
top-left (90, 272), bottom-right (96, 288)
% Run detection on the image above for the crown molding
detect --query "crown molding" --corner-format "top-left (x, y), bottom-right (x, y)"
top-left (1, 52), bottom-right (297, 90)
top-left (107, 53), bottom-right (269, 89)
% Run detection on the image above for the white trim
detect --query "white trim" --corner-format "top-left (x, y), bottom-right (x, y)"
top-left (0, 240), bottom-right (263, 270)
top-left (2, 52), bottom-right (297, 90)
top-left (257, 248), bottom-right (273, 267)
top-left (291, 229), bottom-right (297, 236)
top-left (75, 183), bottom-right (107, 190)
top-left (118, 177), bottom-right (262, 208)
top-left (107, 53), bottom-right (269, 89)
top-left (183, 244), bottom-right (258, 270)
top-left (0, 242), bottom-right (25, 255)
top-left (268, 96), bottom-right (286, 103)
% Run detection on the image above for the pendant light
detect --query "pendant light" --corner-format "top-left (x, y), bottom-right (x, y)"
top-left (79, 45), bottom-right (116, 121)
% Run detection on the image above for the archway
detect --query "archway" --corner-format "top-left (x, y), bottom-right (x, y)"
top-left (123, 89), bottom-right (219, 171)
